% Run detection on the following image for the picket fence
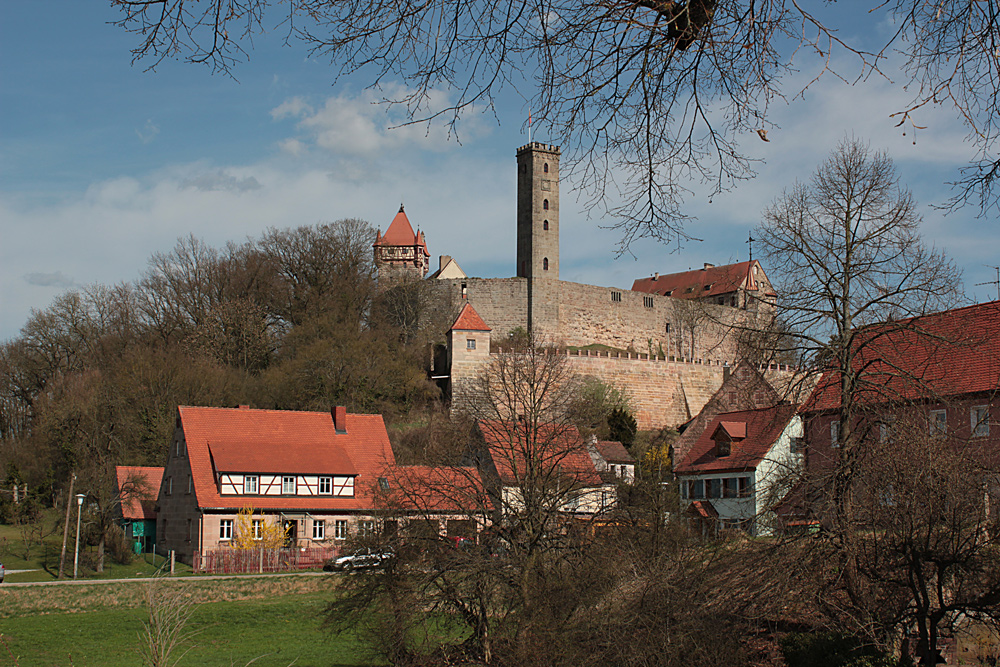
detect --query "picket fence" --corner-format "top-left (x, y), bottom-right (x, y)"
top-left (193, 546), bottom-right (339, 574)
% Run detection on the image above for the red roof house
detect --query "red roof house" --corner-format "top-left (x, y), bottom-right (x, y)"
top-left (475, 420), bottom-right (612, 516)
top-left (157, 405), bottom-right (397, 563)
top-left (116, 466), bottom-right (164, 552)
top-left (631, 260), bottom-right (775, 309)
top-left (800, 301), bottom-right (1000, 475)
top-left (675, 405), bottom-right (802, 536)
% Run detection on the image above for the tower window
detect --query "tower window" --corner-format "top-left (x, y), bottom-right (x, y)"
top-left (643, 296), bottom-right (654, 308)
top-left (611, 291), bottom-right (622, 302)
top-left (544, 163), bottom-right (549, 173)
top-left (467, 339), bottom-right (476, 350)
top-left (543, 220), bottom-right (549, 230)
top-left (543, 199), bottom-right (549, 210)
top-left (543, 258), bottom-right (549, 271)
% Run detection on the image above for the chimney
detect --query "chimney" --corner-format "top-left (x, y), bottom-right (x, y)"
top-left (653, 272), bottom-right (659, 280)
top-left (703, 263), bottom-right (715, 270)
top-left (440, 255), bottom-right (452, 271)
top-left (332, 406), bottom-right (347, 434)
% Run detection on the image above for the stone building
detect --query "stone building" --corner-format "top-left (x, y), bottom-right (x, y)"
top-left (379, 142), bottom-right (784, 430)
top-left (373, 205), bottom-right (430, 285)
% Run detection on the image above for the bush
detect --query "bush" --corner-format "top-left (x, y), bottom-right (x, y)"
top-left (780, 631), bottom-right (899, 667)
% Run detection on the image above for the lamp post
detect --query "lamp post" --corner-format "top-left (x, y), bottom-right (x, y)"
top-left (73, 493), bottom-right (85, 580)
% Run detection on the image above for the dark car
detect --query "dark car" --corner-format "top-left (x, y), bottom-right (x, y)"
top-left (323, 548), bottom-right (394, 572)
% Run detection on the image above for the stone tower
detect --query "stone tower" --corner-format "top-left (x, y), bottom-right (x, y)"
top-left (373, 205), bottom-right (430, 286)
top-left (516, 143), bottom-right (560, 281)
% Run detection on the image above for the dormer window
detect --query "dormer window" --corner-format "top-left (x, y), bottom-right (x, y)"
top-left (712, 421), bottom-right (746, 458)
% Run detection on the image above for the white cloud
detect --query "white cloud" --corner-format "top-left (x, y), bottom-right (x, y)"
top-left (135, 118), bottom-right (160, 144)
top-left (270, 96), bottom-right (312, 120)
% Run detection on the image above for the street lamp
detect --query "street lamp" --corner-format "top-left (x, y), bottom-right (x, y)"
top-left (73, 493), bottom-right (86, 580)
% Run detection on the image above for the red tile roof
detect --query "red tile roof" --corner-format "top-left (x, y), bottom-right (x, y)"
top-left (116, 466), bottom-right (163, 521)
top-left (804, 301), bottom-right (1000, 412)
top-left (479, 420), bottom-right (604, 487)
top-left (451, 302), bottom-right (491, 331)
top-left (675, 404), bottom-right (798, 474)
top-left (687, 499), bottom-right (719, 519)
top-left (179, 406), bottom-right (396, 511)
top-left (380, 465), bottom-right (490, 513)
top-left (631, 260), bottom-right (774, 299)
top-left (594, 440), bottom-right (633, 464)
top-left (716, 421), bottom-right (747, 440)
top-left (373, 206), bottom-right (429, 256)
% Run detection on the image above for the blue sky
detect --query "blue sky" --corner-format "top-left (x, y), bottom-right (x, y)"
top-left (2, 1), bottom-right (998, 341)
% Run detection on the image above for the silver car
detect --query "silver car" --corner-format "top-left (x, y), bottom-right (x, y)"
top-left (324, 548), bottom-right (394, 572)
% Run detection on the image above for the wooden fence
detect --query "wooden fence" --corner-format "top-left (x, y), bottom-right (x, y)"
top-left (193, 546), bottom-right (339, 574)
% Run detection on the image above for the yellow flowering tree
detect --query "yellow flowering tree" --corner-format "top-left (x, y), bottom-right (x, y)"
top-left (231, 505), bottom-right (287, 549)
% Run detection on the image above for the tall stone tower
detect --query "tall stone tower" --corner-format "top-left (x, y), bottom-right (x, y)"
top-left (516, 143), bottom-right (560, 280)
top-left (373, 205), bottom-right (430, 286)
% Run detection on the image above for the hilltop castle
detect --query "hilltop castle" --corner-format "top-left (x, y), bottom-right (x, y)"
top-left (374, 143), bottom-right (782, 429)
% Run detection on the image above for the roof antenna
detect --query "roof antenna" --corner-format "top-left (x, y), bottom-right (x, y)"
top-left (747, 232), bottom-right (755, 261)
top-left (976, 265), bottom-right (1000, 301)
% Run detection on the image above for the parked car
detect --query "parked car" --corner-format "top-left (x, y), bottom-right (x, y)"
top-left (323, 548), bottom-right (394, 572)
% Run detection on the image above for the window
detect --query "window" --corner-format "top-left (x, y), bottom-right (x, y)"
top-left (929, 410), bottom-right (947, 436)
top-left (543, 163), bottom-right (549, 173)
top-left (543, 219), bottom-right (549, 230)
top-left (186, 519), bottom-right (192, 543)
top-left (282, 476), bottom-right (296, 494)
top-left (358, 520), bottom-right (376, 537)
top-left (738, 477), bottom-right (752, 498)
top-left (722, 478), bottom-right (737, 498)
top-left (665, 322), bottom-right (671, 334)
top-left (790, 437), bottom-right (803, 454)
top-left (312, 520), bottom-right (326, 540)
top-left (543, 257), bottom-right (548, 271)
top-left (707, 479), bottom-right (722, 499)
top-left (543, 199), bottom-right (549, 210)
top-left (245, 475), bottom-right (258, 494)
top-left (717, 297), bottom-right (725, 305)
top-left (378, 477), bottom-right (391, 492)
top-left (688, 479), bottom-right (705, 499)
top-left (878, 423), bottom-right (889, 443)
top-left (334, 520), bottom-right (349, 540)
top-left (611, 291), bottom-right (622, 302)
top-left (715, 436), bottom-right (731, 457)
top-left (467, 338), bottom-right (476, 350)
top-left (253, 519), bottom-right (263, 540)
top-left (187, 475), bottom-right (193, 494)
top-left (318, 476), bottom-right (332, 494)
top-left (175, 439), bottom-right (184, 457)
top-left (643, 296), bottom-right (654, 308)
top-left (167, 476), bottom-right (173, 495)
top-left (830, 420), bottom-right (840, 448)
top-left (972, 406), bottom-right (990, 437)
top-left (731, 296), bottom-right (737, 307)
top-left (220, 519), bottom-right (233, 541)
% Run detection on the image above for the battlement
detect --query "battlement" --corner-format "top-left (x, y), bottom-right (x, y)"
top-left (516, 142), bottom-right (561, 155)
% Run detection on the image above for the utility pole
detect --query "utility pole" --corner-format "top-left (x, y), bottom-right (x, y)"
top-left (57, 473), bottom-right (75, 579)
top-left (975, 265), bottom-right (1000, 301)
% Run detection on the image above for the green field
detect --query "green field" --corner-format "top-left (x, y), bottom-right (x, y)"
top-left (0, 576), bottom-right (380, 667)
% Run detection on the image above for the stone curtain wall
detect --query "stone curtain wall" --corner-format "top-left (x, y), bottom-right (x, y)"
top-left (425, 276), bottom-right (752, 362)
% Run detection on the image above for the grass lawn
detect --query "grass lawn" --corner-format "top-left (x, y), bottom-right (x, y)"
top-left (0, 576), bottom-right (381, 667)
top-left (0, 510), bottom-right (195, 582)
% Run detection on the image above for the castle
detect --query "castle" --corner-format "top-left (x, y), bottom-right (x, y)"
top-left (374, 143), bottom-right (782, 429)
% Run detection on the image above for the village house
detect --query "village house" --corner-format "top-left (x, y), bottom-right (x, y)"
top-left (115, 465), bottom-right (163, 554)
top-left (155, 405), bottom-right (396, 564)
top-left (631, 260), bottom-right (776, 312)
top-left (675, 404), bottom-right (802, 536)
top-left (378, 464), bottom-right (491, 541)
top-left (586, 437), bottom-right (636, 483)
top-left (800, 300), bottom-right (1000, 477)
top-left (474, 420), bottom-right (615, 519)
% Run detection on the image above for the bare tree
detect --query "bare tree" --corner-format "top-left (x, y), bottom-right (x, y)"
top-left (756, 138), bottom-right (962, 489)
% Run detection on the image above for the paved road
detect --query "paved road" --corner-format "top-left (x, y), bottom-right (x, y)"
top-left (0, 571), bottom-right (330, 587)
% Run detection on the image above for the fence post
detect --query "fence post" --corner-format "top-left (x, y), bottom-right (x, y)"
top-left (170, 550), bottom-right (175, 574)
top-left (259, 548), bottom-right (264, 574)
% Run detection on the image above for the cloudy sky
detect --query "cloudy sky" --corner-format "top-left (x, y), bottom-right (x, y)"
top-left (2, 1), bottom-right (998, 341)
